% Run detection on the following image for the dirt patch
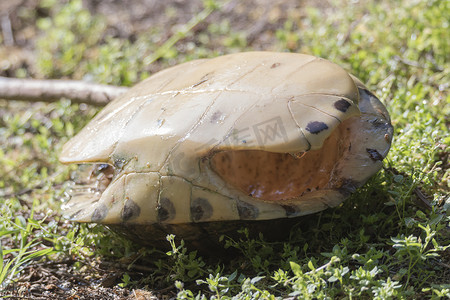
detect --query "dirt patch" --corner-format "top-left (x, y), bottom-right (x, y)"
top-left (0, 0), bottom-right (331, 77)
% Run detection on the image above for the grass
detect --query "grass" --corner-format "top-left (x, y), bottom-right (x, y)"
top-left (0, 0), bottom-right (449, 298)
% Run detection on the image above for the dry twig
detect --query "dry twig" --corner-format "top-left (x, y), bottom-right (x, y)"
top-left (0, 77), bottom-right (129, 106)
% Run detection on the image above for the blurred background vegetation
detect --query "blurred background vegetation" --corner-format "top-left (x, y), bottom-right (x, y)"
top-left (0, 0), bottom-right (448, 298)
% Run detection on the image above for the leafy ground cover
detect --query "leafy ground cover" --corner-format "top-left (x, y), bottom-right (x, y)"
top-left (0, 0), bottom-right (448, 298)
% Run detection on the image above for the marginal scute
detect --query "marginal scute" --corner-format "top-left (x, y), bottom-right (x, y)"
top-left (159, 176), bottom-right (191, 224)
top-left (123, 173), bottom-right (159, 223)
top-left (190, 185), bottom-right (240, 221)
top-left (281, 205), bottom-right (300, 217)
top-left (237, 201), bottom-right (259, 219)
top-left (121, 198), bottom-right (141, 221)
top-left (191, 198), bottom-right (213, 222)
top-left (157, 197), bottom-right (176, 222)
top-left (91, 204), bottom-right (108, 222)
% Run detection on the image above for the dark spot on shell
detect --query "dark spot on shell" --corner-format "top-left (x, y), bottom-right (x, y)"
top-left (210, 111), bottom-right (223, 123)
top-left (237, 201), bottom-right (259, 219)
top-left (334, 98), bottom-right (351, 112)
top-left (367, 148), bottom-right (384, 161)
top-left (121, 198), bottom-right (141, 221)
top-left (281, 205), bottom-right (299, 217)
top-left (305, 121), bottom-right (328, 134)
top-left (69, 209), bottom-right (83, 220)
top-left (158, 197), bottom-right (175, 222)
top-left (191, 198), bottom-right (213, 222)
top-left (91, 204), bottom-right (108, 222)
top-left (271, 63), bottom-right (281, 68)
top-left (337, 179), bottom-right (360, 197)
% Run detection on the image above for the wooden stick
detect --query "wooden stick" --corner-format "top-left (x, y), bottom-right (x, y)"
top-left (0, 77), bottom-right (129, 106)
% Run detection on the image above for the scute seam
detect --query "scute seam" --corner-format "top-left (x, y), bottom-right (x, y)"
top-left (159, 63), bottom-right (266, 176)
top-left (268, 57), bottom-right (318, 94)
top-left (288, 98), bottom-right (343, 123)
top-left (109, 97), bottom-right (157, 163)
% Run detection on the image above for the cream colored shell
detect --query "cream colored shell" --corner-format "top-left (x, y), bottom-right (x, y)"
top-left (60, 52), bottom-right (393, 226)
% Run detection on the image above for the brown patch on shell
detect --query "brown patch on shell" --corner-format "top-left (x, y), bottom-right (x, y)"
top-left (210, 121), bottom-right (349, 202)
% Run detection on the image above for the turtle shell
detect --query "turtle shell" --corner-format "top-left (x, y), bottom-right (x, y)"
top-left (60, 52), bottom-right (393, 249)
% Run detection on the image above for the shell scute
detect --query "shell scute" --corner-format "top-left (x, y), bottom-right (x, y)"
top-left (91, 204), bottom-right (108, 222)
top-left (114, 91), bottom-right (216, 173)
top-left (225, 100), bottom-right (309, 153)
top-left (190, 186), bottom-right (239, 222)
top-left (157, 197), bottom-right (176, 222)
top-left (158, 176), bottom-right (191, 224)
top-left (121, 198), bottom-right (141, 221)
top-left (190, 197), bottom-right (213, 222)
top-left (122, 173), bottom-right (159, 223)
top-left (91, 174), bottom-right (126, 224)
